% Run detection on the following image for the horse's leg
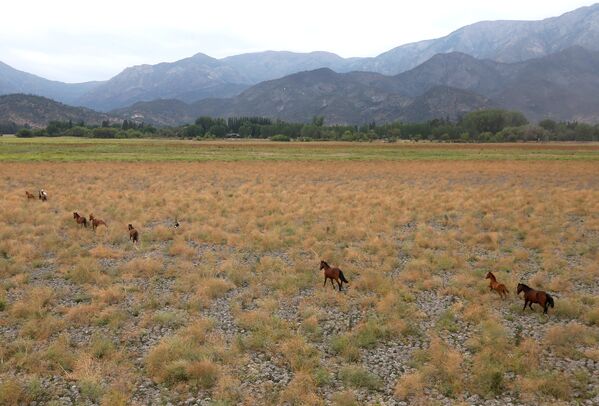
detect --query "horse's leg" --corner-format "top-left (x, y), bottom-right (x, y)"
top-left (330, 278), bottom-right (336, 289)
top-left (523, 300), bottom-right (528, 311)
top-left (337, 279), bottom-right (342, 291)
top-left (323, 277), bottom-right (327, 287)
top-left (528, 301), bottom-right (533, 310)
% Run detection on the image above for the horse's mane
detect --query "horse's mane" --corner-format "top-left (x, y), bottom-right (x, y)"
top-left (321, 261), bottom-right (329, 267)
top-left (518, 283), bottom-right (531, 291)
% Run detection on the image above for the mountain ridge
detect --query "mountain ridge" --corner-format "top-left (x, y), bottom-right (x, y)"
top-left (2, 4), bottom-right (599, 110)
top-left (112, 46), bottom-right (599, 125)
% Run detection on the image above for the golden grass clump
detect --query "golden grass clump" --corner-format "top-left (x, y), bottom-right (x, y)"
top-left (544, 322), bottom-right (598, 357)
top-left (146, 321), bottom-right (219, 387)
top-left (279, 371), bottom-right (324, 405)
top-left (394, 371), bottom-right (425, 400)
top-left (191, 277), bottom-right (235, 308)
top-left (11, 286), bottom-right (54, 319)
top-left (119, 257), bottom-right (163, 277)
top-left (398, 335), bottom-right (464, 399)
top-left (0, 378), bottom-right (28, 406)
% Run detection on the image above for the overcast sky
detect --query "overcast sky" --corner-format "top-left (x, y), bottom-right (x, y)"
top-left (0, 0), bottom-right (594, 82)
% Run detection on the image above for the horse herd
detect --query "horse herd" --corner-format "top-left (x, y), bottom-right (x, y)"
top-left (27, 189), bottom-right (140, 243)
top-left (486, 271), bottom-right (555, 314)
top-left (25, 189), bottom-right (556, 315)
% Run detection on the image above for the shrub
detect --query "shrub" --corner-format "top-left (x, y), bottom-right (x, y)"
top-left (330, 335), bottom-right (360, 362)
top-left (16, 128), bottom-right (33, 138)
top-left (338, 366), bottom-right (381, 390)
top-left (270, 134), bottom-right (290, 142)
top-left (92, 127), bottom-right (118, 138)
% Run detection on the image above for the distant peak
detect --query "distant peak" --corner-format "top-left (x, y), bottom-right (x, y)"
top-left (191, 52), bottom-right (215, 59)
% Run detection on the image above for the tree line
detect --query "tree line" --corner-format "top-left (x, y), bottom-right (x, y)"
top-left (11, 110), bottom-right (599, 142)
top-left (14, 120), bottom-right (157, 139)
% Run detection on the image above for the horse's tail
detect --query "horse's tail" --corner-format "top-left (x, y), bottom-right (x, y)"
top-left (546, 294), bottom-right (554, 308)
top-left (339, 270), bottom-right (349, 284)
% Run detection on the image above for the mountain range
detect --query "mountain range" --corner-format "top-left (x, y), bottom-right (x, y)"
top-left (114, 46), bottom-right (599, 125)
top-left (1, 3), bottom-right (599, 126)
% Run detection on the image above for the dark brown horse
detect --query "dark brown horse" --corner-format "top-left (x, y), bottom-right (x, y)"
top-left (128, 224), bottom-right (139, 243)
top-left (320, 261), bottom-right (349, 291)
top-left (517, 283), bottom-right (554, 314)
top-left (73, 212), bottom-right (87, 228)
top-left (89, 214), bottom-right (107, 231)
top-left (25, 191), bottom-right (36, 199)
top-left (486, 272), bottom-right (509, 299)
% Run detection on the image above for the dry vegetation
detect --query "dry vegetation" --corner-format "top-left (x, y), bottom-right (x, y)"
top-left (0, 157), bottom-right (598, 405)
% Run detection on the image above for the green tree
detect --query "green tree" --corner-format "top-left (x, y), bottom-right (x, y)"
top-left (239, 124), bottom-right (253, 137)
top-left (209, 124), bottom-right (227, 138)
top-left (312, 116), bottom-right (325, 127)
top-left (539, 119), bottom-right (557, 132)
top-left (184, 124), bottom-right (204, 138)
top-left (463, 110), bottom-right (528, 135)
top-left (16, 128), bottom-right (33, 138)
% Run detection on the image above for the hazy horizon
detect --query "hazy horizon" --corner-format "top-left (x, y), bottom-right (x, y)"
top-left (1, 0), bottom-right (595, 83)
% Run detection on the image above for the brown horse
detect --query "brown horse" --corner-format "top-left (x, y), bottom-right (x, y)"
top-left (486, 272), bottom-right (509, 299)
top-left (73, 212), bottom-right (87, 228)
top-left (89, 214), bottom-right (107, 231)
top-left (128, 224), bottom-right (139, 243)
top-left (320, 260), bottom-right (349, 291)
top-left (25, 191), bottom-right (36, 199)
top-left (517, 283), bottom-right (554, 314)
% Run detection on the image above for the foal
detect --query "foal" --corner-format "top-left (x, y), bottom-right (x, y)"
top-left (25, 191), bottom-right (36, 199)
top-left (128, 224), bottom-right (139, 243)
top-left (73, 212), bottom-right (87, 228)
top-left (320, 260), bottom-right (349, 291)
top-left (517, 283), bottom-right (555, 315)
top-left (89, 214), bottom-right (107, 231)
top-left (485, 271), bottom-right (509, 299)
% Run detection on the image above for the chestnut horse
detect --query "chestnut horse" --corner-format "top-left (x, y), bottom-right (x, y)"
top-left (73, 212), bottom-right (87, 228)
top-left (486, 272), bottom-right (509, 299)
top-left (517, 283), bottom-right (554, 314)
top-left (128, 224), bottom-right (139, 243)
top-left (89, 214), bottom-right (107, 231)
top-left (320, 260), bottom-right (349, 291)
top-left (25, 191), bottom-right (36, 199)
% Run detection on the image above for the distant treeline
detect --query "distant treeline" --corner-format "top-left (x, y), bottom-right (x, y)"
top-left (13, 120), bottom-right (157, 139)
top-left (11, 110), bottom-right (599, 142)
